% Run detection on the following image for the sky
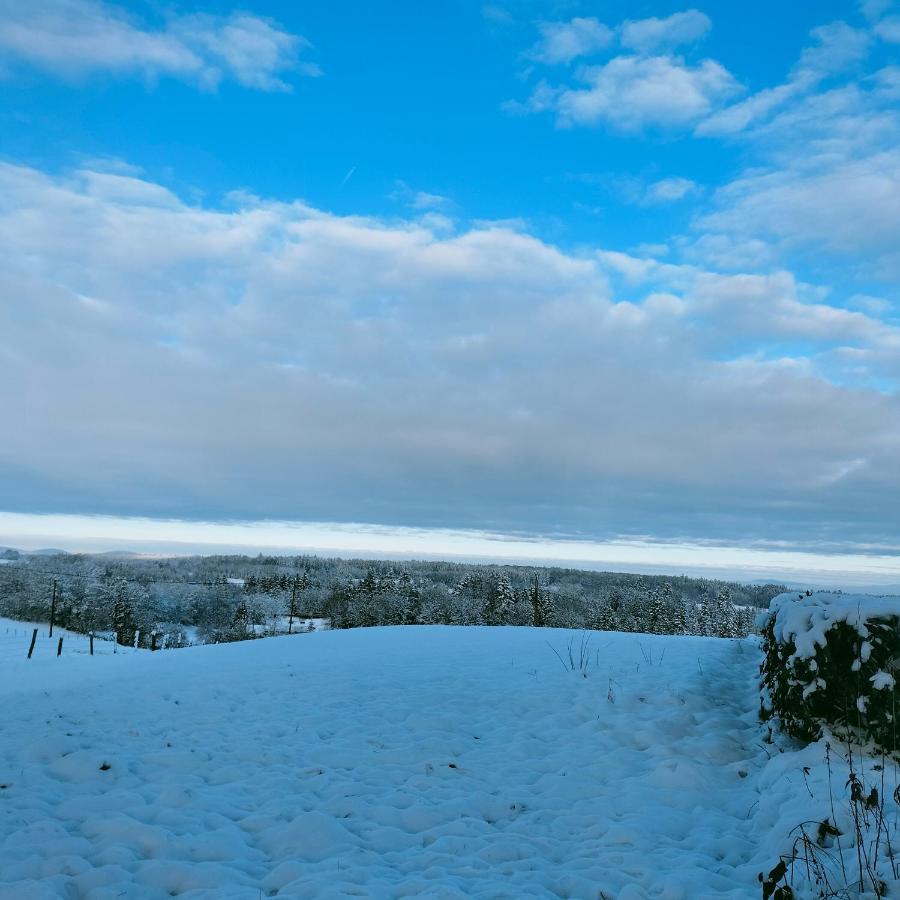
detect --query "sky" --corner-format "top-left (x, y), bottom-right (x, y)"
top-left (1, 0), bottom-right (899, 576)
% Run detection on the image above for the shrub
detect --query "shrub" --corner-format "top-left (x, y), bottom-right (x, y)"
top-left (759, 591), bottom-right (900, 752)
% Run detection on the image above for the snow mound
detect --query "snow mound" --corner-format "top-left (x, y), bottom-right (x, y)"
top-left (763, 591), bottom-right (900, 662)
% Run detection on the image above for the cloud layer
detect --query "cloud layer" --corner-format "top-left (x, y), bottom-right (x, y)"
top-left (1, 162), bottom-right (898, 547)
top-left (1, 3), bottom-right (898, 555)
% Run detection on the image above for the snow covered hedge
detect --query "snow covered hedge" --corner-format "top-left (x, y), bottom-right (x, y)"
top-left (759, 591), bottom-right (900, 752)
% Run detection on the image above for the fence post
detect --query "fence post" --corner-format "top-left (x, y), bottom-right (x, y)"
top-left (56, 637), bottom-right (63, 657)
top-left (89, 632), bottom-right (94, 656)
top-left (288, 578), bottom-right (297, 634)
top-left (49, 580), bottom-right (57, 638)
top-left (27, 628), bottom-right (38, 659)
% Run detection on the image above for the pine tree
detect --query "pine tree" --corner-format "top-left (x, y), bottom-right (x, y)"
top-left (646, 588), bottom-right (670, 634)
top-left (671, 599), bottom-right (688, 635)
top-left (106, 577), bottom-right (136, 646)
top-left (734, 604), bottom-right (756, 636)
top-left (711, 589), bottom-right (737, 637)
top-left (487, 573), bottom-right (516, 625)
top-left (592, 601), bottom-right (618, 632)
top-left (112, 596), bottom-right (135, 646)
top-left (231, 597), bottom-right (252, 638)
top-left (528, 575), bottom-right (553, 627)
top-left (396, 571), bottom-right (420, 624)
top-left (695, 599), bottom-right (714, 636)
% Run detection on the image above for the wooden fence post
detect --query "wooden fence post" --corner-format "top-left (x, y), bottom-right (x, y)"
top-left (56, 637), bottom-right (63, 657)
top-left (89, 632), bottom-right (94, 656)
top-left (27, 628), bottom-right (38, 659)
top-left (49, 580), bottom-right (57, 638)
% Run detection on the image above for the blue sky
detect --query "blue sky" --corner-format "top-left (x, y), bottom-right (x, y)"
top-left (1, 0), bottom-right (899, 570)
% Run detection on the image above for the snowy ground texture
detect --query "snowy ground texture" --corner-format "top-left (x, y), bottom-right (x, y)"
top-left (0, 623), bottom-right (892, 899)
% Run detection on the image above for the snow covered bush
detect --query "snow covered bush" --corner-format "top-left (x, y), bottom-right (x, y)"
top-left (759, 592), bottom-right (900, 752)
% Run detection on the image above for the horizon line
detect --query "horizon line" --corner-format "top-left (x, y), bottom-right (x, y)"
top-left (2, 511), bottom-right (900, 590)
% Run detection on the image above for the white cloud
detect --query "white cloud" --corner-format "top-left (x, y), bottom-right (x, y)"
top-left (860, 0), bottom-right (895, 21)
top-left (1, 162), bottom-right (898, 546)
top-left (515, 11), bottom-right (735, 133)
top-left (0, 0), bottom-right (315, 90)
top-left (551, 55), bottom-right (739, 130)
top-left (697, 148), bottom-right (900, 279)
top-left (875, 15), bottom-right (900, 41)
top-left (699, 22), bottom-right (870, 136)
top-left (793, 21), bottom-right (871, 81)
top-left (680, 233), bottom-right (778, 271)
top-left (875, 65), bottom-right (900, 97)
top-left (644, 177), bottom-right (698, 203)
top-left (482, 5), bottom-right (514, 26)
top-left (849, 293), bottom-right (894, 316)
top-left (620, 10), bottom-right (712, 54)
top-left (529, 17), bottom-right (613, 64)
top-left (391, 181), bottom-right (452, 211)
top-left (685, 14), bottom-right (900, 285)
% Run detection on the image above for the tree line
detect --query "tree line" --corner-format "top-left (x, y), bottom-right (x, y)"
top-left (0, 550), bottom-right (783, 645)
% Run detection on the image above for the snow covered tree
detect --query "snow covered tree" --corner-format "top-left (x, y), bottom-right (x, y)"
top-left (710, 589), bottom-right (738, 638)
top-left (482, 572), bottom-right (516, 625)
top-left (285, 572), bottom-right (311, 633)
top-left (112, 597), bottom-right (135, 646)
top-left (394, 571), bottom-right (420, 624)
top-left (350, 570), bottom-right (383, 627)
top-left (646, 588), bottom-right (672, 635)
top-left (734, 604), bottom-right (756, 636)
top-left (591, 601), bottom-right (618, 632)
top-left (100, 576), bottom-right (137, 646)
top-left (528, 575), bottom-right (553, 627)
top-left (671, 600), bottom-right (689, 635)
top-left (231, 597), bottom-right (252, 638)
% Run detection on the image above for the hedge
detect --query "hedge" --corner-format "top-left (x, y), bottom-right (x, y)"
top-left (759, 591), bottom-right (900, 753)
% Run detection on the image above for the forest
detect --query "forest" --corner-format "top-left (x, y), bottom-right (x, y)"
top-left (0, 548), bottom-right (785, 647)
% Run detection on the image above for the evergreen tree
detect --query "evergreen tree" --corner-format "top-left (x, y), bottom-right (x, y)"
top-left (734, 604), bottom-right (756, 636)
top-left (103, 576), bottom-right (136, 646)
top-left (592, 601), bottom-right (618, 632)
top-left (528, 575), bottom-right (553, 627)
top-left (231, 597), bottom-right (252, 638)
top-left (484, 572), bottom-right (516, 625)
top-left (646, 588), bottom-right (670, 635)
top-left (711, 589), bottom-right (738, 638)
top-left (671, 600), bottom-right (689, 635)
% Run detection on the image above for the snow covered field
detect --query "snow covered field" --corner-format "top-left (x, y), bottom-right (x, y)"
top-left (0, 624), bottom-right (890, 898)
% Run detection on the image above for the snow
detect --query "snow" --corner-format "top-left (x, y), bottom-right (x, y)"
top-left (0, 624), bottom-right (893, 898)
top-left (763, 590), bottom-right (900, 661)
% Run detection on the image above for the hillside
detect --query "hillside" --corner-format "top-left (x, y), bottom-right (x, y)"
top-left (2, 624), bottom-right (889, 898)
